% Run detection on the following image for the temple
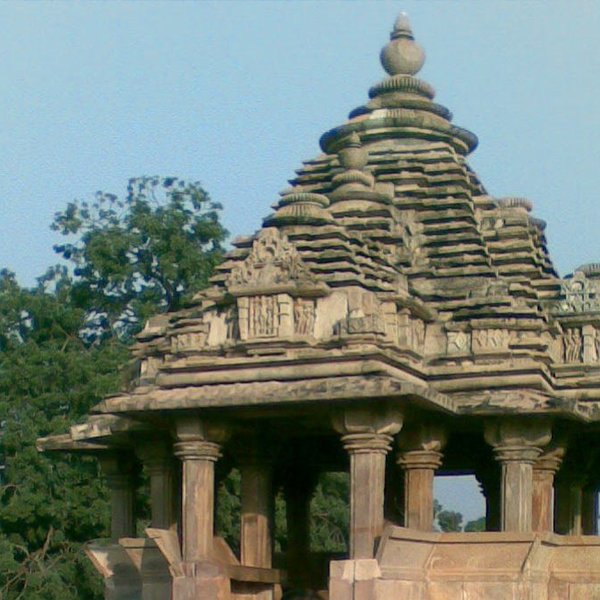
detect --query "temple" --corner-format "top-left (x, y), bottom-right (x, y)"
top-left (39, 14), bottom-right (600, 600)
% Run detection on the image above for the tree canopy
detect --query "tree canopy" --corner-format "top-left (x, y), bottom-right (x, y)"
top-left (0, 176), bottom-right (226, 599)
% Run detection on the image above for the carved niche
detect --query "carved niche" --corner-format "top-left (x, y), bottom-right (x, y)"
top-left (227, 228), bottom-right (318, 291)
top-left (294, 298), bottom-right (316, 336)
top-left (562, 328), bottom-right (583, 363)
top-left (226, 229), bottom-right (326, 341)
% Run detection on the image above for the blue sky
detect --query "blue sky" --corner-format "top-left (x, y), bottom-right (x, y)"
top-left (2, 1), bottom-right (600, 520)
top-left (2, 1), bottom-right (600, 287)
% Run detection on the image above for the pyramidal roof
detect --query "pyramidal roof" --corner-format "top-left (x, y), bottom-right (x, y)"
top-left (39, 15), bottom-right (600, 451)
top-left (209, 15), bottom-right (559, 314)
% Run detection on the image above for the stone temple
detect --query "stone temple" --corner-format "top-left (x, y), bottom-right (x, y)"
top-left (38, 14), bottom-right (600, 600)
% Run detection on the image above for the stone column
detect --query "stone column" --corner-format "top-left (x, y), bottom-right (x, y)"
top-left (475, 466), bottom-right (500, 532)
top-left (484, 419), bottom-right (551, 533)
top-left (555, 474), bottom-right (585, 535)
top-left (582, 487), bottom-right (598, 535)
top-left (137, 440), bottom-right (178, 531)
top-left (532, 444), bottom-right (564, 532)
top-left (397, 424), bottom-right (446, 531)
top-left (283, 468), bottom-right (318, 588)
top-left (333, 406), bottom-right (403, 559)
top-left (99, 452), bottom-right (137, 541)
top-left (239, 448), bottom-right (273, 568)
top-left (174, 417), bottom-right (226, 562)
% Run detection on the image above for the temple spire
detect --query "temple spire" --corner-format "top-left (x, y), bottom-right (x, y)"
top-left (380, 13), bottom-right (425, 76)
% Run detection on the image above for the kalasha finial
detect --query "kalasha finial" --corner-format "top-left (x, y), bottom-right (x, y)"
top-left (380, 13), bottom-right (425, 76)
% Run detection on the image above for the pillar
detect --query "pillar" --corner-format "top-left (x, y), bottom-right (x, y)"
top-left (99, 452), bottom-right (137, 541)
top-left (475, 465), bottom-right (500, 532)
top-left (484, 419), bottom-right (551, 532)
top-left (333, 406), bottom-right (403, 559)
top-left (174, 417), bottom-right (226, 562)
top-left (283, 469), bottom-right (318, 587)
top-left (137, 440), bottom-right (178, 530)
top-left (239, 449), bottom-right (273, 568)
top-left (532, 444), bottom-right (564, 532)
top-left (397, 424), bottom-right (446, 531)
top-left (582, 487), bottom-right (598, 535)
top-left (555, 474), bottom-right (585, 535)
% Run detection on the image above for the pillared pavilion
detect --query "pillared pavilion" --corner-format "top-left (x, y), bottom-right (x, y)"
top-left (39, 14), bottom-right (600, 600)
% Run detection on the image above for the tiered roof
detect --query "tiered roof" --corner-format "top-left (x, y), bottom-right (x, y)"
top-left (39, 15), bottom-right (600, 452)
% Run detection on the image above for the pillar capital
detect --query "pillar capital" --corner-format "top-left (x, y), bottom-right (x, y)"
top-left (398, 449), bottom-right (443, 470)
top-left (341, 432), bottom-right (393, 455)
top-left (534, 442), bottom-right (566, 474)
top-left (174, 440), bottom-right (221, 462)
top-left (99, 451), bottom-right (137, 489)
top-left (484, 418), bottom-right (551, 461)
top-left (332, 405), bottom-right (403, 438)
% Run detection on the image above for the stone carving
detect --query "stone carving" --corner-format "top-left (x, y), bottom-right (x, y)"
top-left (294, 298), bottom-right (315, 336)
top-left (447, 330), bottom-right (471, 354)
top-left (563, 328), bottom-right (582, 363)
top-left (557, 275), bottom-right (600, 313)
top-left (225, 306), bottom-right (239, 341)
top-left (407, 318), bottom-right (425, 352)
top-left (171, 329), bottom-right (209, 353)
top-left (472, 329), bottom-right (510, 352)
top-left (228, 228), bottom-right (317, 290)
top-left (248, 295), bottom-right (279, 338)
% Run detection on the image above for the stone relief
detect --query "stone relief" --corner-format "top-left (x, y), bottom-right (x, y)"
top-left (563, 328), bottom-right (582, 363)
top-left (248, 295), bottom-right (279, 338)
top-left (447, 330), bottom-right (471, 354)
top-left (225, 305), bottom-right (240, 341)
top-left (472, 328), bottom-right (510, 352)
top-left (294, 298), bottom-right (315, 336)
top-left (227, 228), bottom-right (317, 289)
top-left (407, 318), bottom-right (425, 352)
top-left (171, 329), bottom-right (209, 353)
top-left (556, 275), bottom-right (600, 313)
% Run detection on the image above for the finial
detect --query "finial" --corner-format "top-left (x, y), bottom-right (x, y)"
top-left (380, 13), bottom-right (425, 76)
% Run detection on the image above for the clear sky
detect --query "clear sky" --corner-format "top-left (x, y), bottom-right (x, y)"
top-left (2, 1), bottom-right (600, 520)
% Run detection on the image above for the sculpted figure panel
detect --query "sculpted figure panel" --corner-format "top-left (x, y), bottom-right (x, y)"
top-left (563, 328), bottom-right (582, 363)
top-left (248, 295), bottom-right (279, 338)
top-left (294, 298), bottom-right (315, 336)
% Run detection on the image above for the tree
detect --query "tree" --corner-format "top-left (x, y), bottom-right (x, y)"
top-left (464, 516), bottom-right (486, 532)
top-left (51, 176), bottom-right (227, 341)
top-left (0, 176), bottom-right (228, 598)
top-left (437, 509), bottom-right (463, 532)
top-left (0, 271), bottom-right (127, 598)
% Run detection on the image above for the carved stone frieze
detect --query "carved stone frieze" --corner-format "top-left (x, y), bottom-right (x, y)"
top-left (556, 273), bottom-right (600, 313)
top-left (227, 228), bottom-right (319, 292)
top-left (170, 324), bottom-right (210, 353)
top-left (447, 330), bottom-right (471, 354)
top-left (472, 328), bottom-right (510, 353)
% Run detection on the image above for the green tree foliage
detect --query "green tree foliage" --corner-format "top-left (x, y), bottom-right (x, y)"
top-left (464, 516), bottom-right (486, 532)
top-left (0, 270), bottom-right (127, 598)
top-left (437, 509), bottom-right (464, 532)
top-left (0, 177), bottom-right (227, 599)
top-left (51, 176), bottom-right (227, 341)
